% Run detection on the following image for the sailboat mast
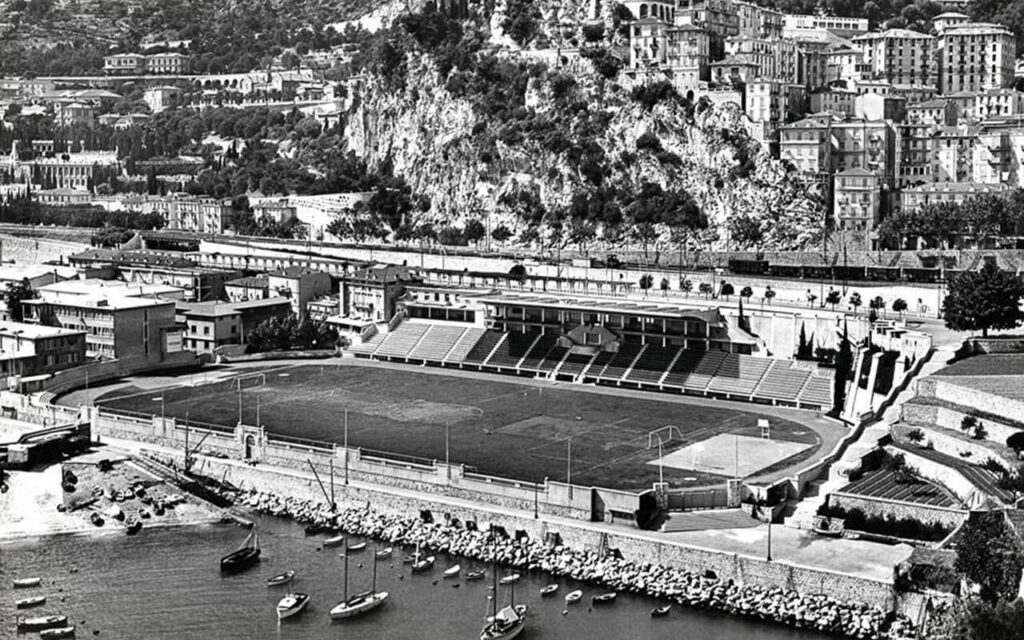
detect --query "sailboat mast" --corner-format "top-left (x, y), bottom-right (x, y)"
top-left (372, 544), bottom-right (378, 592)
top-left (510, 574), bottom-right (515, 607)
top-left (491, 556), bottom-right (498, 619)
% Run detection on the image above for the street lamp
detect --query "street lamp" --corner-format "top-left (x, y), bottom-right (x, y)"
top-left (343, 409), bottom-right (349, 486)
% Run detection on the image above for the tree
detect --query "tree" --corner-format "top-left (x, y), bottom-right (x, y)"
top-left (680, 278), bottom-right (693, 296)
top-left (869, 296), bottom-right (885, 319)
top-left (762, 285), bottom-right (776, 308)
top-left (826, 289), bottom-right (842, 311)
top-left (1007, 432), bottom-right (1024, 457)
top-left (719, 281), bottom-right (734, 301)
top-left (740, 285), bottom-right (753, 301)
top-left (698, 282), bottom-right (713, 299)
top-left (892, 298), bottom-right (908, 318)
top-left (659, 277), bottom-right (670, 295)
top-left (956, 510), bottom-right (1024, 602)
top-left (948, 598), bottom-right (1024, 640)
top-left (943, 262), bottom-right (1024, 337)
top-left (638, 274), bottom-right (654, 291)
top-left (491, 224), bottom-right (512, 244)
top-left (3, 278), bottom-right (34, 322)
top-left (883, 452), bottom-right (910, 484)
top-left (905, 428), bottom-right (926, 446)
top-left (463, 219), bottom-right (486, 245)
top-left (849, 292), bottom-right (862, 316)
top-left (833, 321), bottom-right (852, 415)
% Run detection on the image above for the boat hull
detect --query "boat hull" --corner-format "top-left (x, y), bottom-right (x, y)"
top-left (276, 594), bottom-right (310, 620)
top-left (13, 578), bottom-right (41, 588)
top-left (39, 627), bottom-right (75, 639)
top-left (16, 596), bottom-right (46, 608)
top-left (18, 615), bottom-right (69, 631)
top-left (267, 571), bottom-right (295, 586)
top-left (329, 592), bottom-right (389, 619)
top-left (221, 548), bottom-right (261, 572)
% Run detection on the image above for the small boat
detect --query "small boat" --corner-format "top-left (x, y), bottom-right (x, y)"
top-left (39, 626), bottom-right (76, 639)
top-left (276, 592), bottom-right (310, 620)
top-left (564, 590), bottom-right (583, 604)
top-left (411, 556), bottom-right (435, 572)
top-left (304, 524), bottom-right (328, 536)
top-left (375, 547), bottom-right (393, 560)
top-left (267, 571), bottom-right (296, 587)
top-left (89, 512), bottom-right (104, 527)
top-left (323, 534), bottom-right (345, 547)
top-left (466, 569), bottom-right (486, 581)
top-left (17, 614), bottom-right (68, 630)
top-left (13, 577), bottom-right (42, 588)
top-left (498, 574), bottom-right (520, 585)
top-left (15, 595), bottom-right (46, 608)
top-left (221, 529), bottom-right (261, 572)
top-left (443, 564), bottom-right (461, 578)
top-left (540, 584), bottom-right (559, 596)
top-left (592, 592), bottom-right (617, 605)
top-left (125, 517), bottom-right (143, 535)
top-left (651, 604), bottom-right (671, 617)
top-left (347, 541), bottom-right (367, 553)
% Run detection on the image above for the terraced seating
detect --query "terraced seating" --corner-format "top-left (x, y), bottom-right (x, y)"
top-left (799, 375), bottom-right (833, 408)
top-left (625, 345), bottom-right (681, 384)
top-left (518, 334), bottom-right (558, 371)
top-left (581, 350), bottom-right (616, 381)
top-left (891, 443), bottom-right (1017, 504)
top-left (348, 331), bottom-right (385, 356)
top-left (661, 350), bottom-right (702, 388)
top-left (707, 355), bottom-right (772, 397)
top-left (598, 343), bottom-right (645, 382)
top-left (374, 323), bottom-right (430, 359)
top-left (486, 331), bottom-right (538, 368)
top-left (683, 350), bottom-right (727, 391)
top-left (463, 330), bottom-right (505, 365)
top-left (558, 351), bottom-right (596, 377)
top-left (445, 327), bottom-right (485, 363)
top-left (407, 324), bottom-right (467, 362)
top-left (754, 361), bottom-right (811, 402)
top-left (537, 345), bottom-right (569, 373)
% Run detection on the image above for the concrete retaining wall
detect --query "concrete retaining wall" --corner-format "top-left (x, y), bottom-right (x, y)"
top-left (891, 423), bottom-right (1015, 470)
top-left (902, 402), bottom-right (1022, 450)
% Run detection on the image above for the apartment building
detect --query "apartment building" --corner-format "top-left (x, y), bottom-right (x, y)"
top-left (179, 297), bottom-right (290, 354)
top-left (938, 23), bottom-right (1016, 94)
top-left (853, 29), bottom-right (936, 88)
top-left (783, 14), bottom-right (869, 39)
top-left (900, 181), bottom-right (1009, 213)
top-left (724, 36), bottom-right (799, 83)
top-left (0, 321), bottom-right (86, 378)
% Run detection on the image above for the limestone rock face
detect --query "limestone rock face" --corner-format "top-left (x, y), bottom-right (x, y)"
top-left (342, 2), bottom-right (823, 251)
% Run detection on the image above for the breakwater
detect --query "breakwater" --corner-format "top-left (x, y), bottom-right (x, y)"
top-left (234, 489), bottom-right (917, 640)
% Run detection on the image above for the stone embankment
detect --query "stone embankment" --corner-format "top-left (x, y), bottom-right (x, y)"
top-left (234, 489), bottom-right (916, 640)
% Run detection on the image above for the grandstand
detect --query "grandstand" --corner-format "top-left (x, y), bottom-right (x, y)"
top-left (349, 289), bottom-right (839, 412)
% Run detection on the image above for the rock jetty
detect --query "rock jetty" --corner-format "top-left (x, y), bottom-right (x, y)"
top-left (235, 490), bottom-right (916, 640)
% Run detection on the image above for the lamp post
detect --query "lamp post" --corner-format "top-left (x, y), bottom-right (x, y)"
top-left (343, 409), bottom-right (349, 486)
top-left (766, 516), bottom-right (773, 562)
top-left (445, 422), bottom-right (450, 480)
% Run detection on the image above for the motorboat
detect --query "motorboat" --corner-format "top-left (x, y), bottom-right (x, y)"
top-left (323, 534), bottom-right (345, 547)
top-left (13, 577), bottom-right (41, 588)
top-left (17, 614), bottom-right (68, 630)
top-left (564, 590), bottom-right (583, 604)
top-left (276, 593), bottom-right (310, 620)
top-left (411, 556), bottom-right (435, 572)
top-left (592, 592), bottom-right (617, 605)
top-left (347, 541), bottom-right (367, 553)
top-left (651, 604), bottom-right (671, 617)
top-left (15, 595), bottom-right (46, 608)
top-left (39, 626), bottom-right (76, 639)
top-left (466, 569), bottom-right (486, 581)
top-left (498, 574), bottom-right (520, 585)
top-left (267, 571), bottom-right (296, 587)
top-left (375, 547), bottom-right (393, 560)
top-left (330, 544), bottom-right (390, 620)
top-left (540, 584), bottom-right (558, 596)
top-left (221, 529), bottom-right (261, 572)
top-left (443, 564), bottom-right (461, 578)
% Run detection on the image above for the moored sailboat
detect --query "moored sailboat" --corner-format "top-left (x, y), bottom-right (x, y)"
top-left (480, 548), bottom-right (526, 640)
top-left (221, 528), bottom-right (260, 572)
top-left (330, 543), bottom-right (390, 619)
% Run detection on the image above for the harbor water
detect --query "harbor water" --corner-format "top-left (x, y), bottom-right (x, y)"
top-left (1, 516), bottom-right (833, 640)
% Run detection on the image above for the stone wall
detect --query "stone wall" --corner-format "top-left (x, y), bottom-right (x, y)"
top-left (902, 401), bottom-right (1022, 450)
top-left (0, 233), bottom-right (87, 264)
top-left (888, 446), bottom-right (977, 505)
top-left (828, 492), bottom-right (968, 530)
top-left (181, 452), bottom-right (897, 610)
top-left (919, 379), bottom-right (1024, 432)
top-left (891, 423), bottom-right (1017, 470)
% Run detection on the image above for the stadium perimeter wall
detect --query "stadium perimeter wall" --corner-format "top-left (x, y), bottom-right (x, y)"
top-left (827, 492), bottom-right (968, 530)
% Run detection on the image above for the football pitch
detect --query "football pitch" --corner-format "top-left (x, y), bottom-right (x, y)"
top-left (95, 362), bottom-right (822, 491)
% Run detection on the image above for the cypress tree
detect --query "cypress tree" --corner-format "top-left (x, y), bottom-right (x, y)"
top-left (833, 320), bottom-right (852, 415)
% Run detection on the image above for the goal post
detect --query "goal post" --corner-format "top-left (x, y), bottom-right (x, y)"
top-left (647, 425), bottom-right (684, 449)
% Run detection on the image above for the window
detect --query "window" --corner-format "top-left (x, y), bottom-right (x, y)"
top-left (203, 326), bottom-right (210, 335)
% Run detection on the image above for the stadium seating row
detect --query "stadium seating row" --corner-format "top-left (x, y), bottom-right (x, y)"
top-left (353, 322), bottom-right (835, 410)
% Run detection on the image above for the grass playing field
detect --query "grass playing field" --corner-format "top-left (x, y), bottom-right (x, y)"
top-left (96, 362), bottom-right (822, 491)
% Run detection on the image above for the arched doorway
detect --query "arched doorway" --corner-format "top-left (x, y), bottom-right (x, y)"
top-left (245, 434), bottom-right (255, 459)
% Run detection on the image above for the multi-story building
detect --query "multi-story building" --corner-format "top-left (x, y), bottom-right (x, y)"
top-left (901, 181), bottom-right (1009, 213)
top-left (937, 23), bottom-right (1016, 94)
top-left (143, 86), bottom-right (183, 113)
top-left (709, 55), bottom-right (758, 85)
top-left (933, 11), bottom-right (970, 35)
top-left (833, 168), bottom-right (880, 232)
top-left (224, 276), bottom-right (270, 303)
top-left (898, 122), bottom-right (935, 187)
top-left (944, 90), bottom-right (978, 121)
top-left (21, 281), bottom-right (180, 362)
top-left (290, 192), bottom-right (374, 241)
top-left (103, 53), bottom-right (147, 75)
top-left (798, 47), bottom-right (829, 88)
top-left (853, 29), bottom-right (936, 88)
top-left (854, 93), bottom-right (906, 122)
top-left (676, 0), bottom-right (741, 58)
top-left (630, 18), bottom-right (670, 74)
top-left (54, 102), bottom-right (95, 128)
top-left (67, 249), bottom-right (239, 302)
top-left (145, 52), bottom-right (190, 75)
top-left (724, 36), bottom-right (799, 83)
top-left (622, 0), bottom-right (676, 22)
top-left (103, 52), bottom-right (191, 76)
top-left (252, 199), bottom-right (298, 225)
top-left (746, 81), bottom-right (805, 138)
top-left (23, 152), bottom-right (120, 191)
top-left (783, 14), bottom-right (868, 39)
top-left (906, 99), bottom-right (956, 126)
top-left (825, 47), bottom-right (865, 83)
top-left (179, 297), bottom-right (290, 354)
top-left (0, 321), bottom-right (86, 378)
top-left (734, 0), bottom-right (783, 39)
top-left (341, 265), bottom-right (422, 324)
top-left (975, 89), bottom-right (1024, 119)
top-left (268, 267), bottom-right (333, 318)
top-left (151, 193), bottom-right (234, 234)
top-left (932, 124), bottom-right (978, 182)
top-left (666, 23), bottom-right (712, 92)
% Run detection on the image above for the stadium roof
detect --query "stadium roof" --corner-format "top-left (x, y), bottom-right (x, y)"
top-left (474, 291), bottom-right (722, 321)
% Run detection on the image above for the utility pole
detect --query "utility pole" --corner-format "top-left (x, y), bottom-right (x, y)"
top-left (343, 409), bottom-right (349, 486)
top-left (766, 517), bottom-right (773, 562)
